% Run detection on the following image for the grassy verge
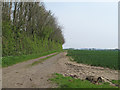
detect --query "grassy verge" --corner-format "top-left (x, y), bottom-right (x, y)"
top-left (111, 80), bottom-right (120, 86)
top-left (2, 50), bottom-right (58, 67)
top-left (31, 53), bottom-right (59, 66)
top-left (67, 50), bottom-right (118, 70)
top-left (50, 73), bottom-right (118, 88)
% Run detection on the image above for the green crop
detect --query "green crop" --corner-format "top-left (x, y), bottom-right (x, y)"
top-left (67, 50), bottom-right (118, 70)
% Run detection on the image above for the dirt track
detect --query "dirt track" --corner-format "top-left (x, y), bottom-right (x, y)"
top-left (2, 52), bottom-right (118, 88)
top-left (2, 53), bottom-right (66, 88)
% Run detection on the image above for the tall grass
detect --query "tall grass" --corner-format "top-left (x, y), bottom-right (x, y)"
top-left (67, 50), bottom-right (118, 70)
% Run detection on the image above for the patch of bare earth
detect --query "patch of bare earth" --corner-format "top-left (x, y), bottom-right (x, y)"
top-left (2, 52), bottom-right (118, 88)
top-left (2, 53), bottom-right (65, 88)
top-left (58, 53), bottom-right (118, 86)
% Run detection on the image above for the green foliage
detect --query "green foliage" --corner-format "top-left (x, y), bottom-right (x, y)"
top-left (50, 73), bottom-right (117, 88)
top-left (2, 2), bottom-right (64, 57)
top-left (2, 21), bottom-right (63, 56)
top-left (2, 21), bottom-right (15, 56)
top-left (67, 50), bottom-right (118, 70)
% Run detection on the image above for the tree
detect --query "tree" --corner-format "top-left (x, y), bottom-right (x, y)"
top-left (2, 2), bottom-right (65, 56)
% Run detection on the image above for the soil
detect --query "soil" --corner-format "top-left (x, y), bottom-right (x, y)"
top-left (2, 52), bottom-right (118, 88)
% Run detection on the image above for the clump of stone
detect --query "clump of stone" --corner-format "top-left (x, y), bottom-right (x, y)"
top-left (63, 73), bottom-right (115, 85)
top-left (85, 76), bottom-right (103, 84)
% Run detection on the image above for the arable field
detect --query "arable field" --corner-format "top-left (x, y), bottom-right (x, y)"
top-left (67, 50), bottom-right (118, 70)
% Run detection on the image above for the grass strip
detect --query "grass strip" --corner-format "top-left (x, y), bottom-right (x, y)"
top-left (111, 80), bottom-right (120, 86)
top-left (2, 50), bottom-right (57, 67)
top-left (31, 53), bottom-right (58, 66)
top-left (50, 73), bottom-right (118, 88)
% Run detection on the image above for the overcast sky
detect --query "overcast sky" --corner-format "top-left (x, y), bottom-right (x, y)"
top-left (44, 2), bottom-right (118, 49)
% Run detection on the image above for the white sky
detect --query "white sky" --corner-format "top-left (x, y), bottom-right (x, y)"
top-left (44, 2), bottom-right (118, 49)
top-left (42, 0), bottom-right (119, 2)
